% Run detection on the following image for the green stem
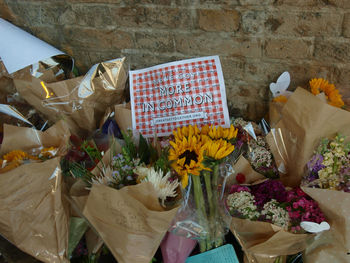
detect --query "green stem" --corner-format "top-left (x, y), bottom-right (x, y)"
top-left (203, 170), bottom-right (215, 250)
top-left (192, 174), bottom-right (207, 252)
top-left (211, 164), bottom-right (224, 247)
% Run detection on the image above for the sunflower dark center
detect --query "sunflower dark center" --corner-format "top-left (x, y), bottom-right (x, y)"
top-left (179, 150), bottom-right (198, 166)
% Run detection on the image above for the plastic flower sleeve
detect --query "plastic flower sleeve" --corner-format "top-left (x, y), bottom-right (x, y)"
top-left (0, 61), bottom-right (51, 130)
top-left (0, 121), bottom-right (71, 262)
top-left (13, 57), bottom-right (128, 137)
top-left (160, 231), bottom-right (197, 263)
top-left (168, 162), bottom-right (233, 252)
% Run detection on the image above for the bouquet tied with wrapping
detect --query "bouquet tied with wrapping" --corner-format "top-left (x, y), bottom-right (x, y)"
top-left (12, 58), bottom-right (128, 137)
top-left (167, 124), bottom-right (240, 253)
top-left (265, 87), bottom-right (350, 262)
top-left (0, 120), bottom-right (71, 262)
top-left (66, 131), bottom-right (181, 263)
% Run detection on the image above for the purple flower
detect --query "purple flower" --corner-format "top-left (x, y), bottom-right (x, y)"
top-left (250, 180), bottom-right (287, 208)
top-left (307, 154), bottom-right (325, 174)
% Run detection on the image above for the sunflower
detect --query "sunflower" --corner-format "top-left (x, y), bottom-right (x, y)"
top-left (309, 78), bottom-right (344, 108)
top-left (168, 135), bottom-right (208, 188)
top-left (204, 139), bottom-right (235, 160)
top-left (208, 125), bottom-right (238, 141)
top-left (173, 125), bottom-right (200, 141)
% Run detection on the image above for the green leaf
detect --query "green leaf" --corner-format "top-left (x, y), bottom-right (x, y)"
top-left (68, 217), bottom-right (89, 257)
top-left (121, 131), bottom-right (137, 159)
top-left (139, 134), bottom-right (151, 164)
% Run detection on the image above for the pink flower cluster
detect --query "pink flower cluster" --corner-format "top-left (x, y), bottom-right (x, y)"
top-left (286, 187), bottom-right (325, 233)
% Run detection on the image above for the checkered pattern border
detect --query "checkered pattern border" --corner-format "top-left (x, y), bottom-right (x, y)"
top-left (131, 58), bottom-right (227, 137)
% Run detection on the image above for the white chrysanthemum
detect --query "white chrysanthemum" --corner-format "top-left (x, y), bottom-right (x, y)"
top-left (135, 166), bottom-right (179, 207)
top-left (90, 166), bottom-right (117, 186)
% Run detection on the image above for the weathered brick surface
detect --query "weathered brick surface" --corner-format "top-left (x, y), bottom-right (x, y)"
top-left (198, 9), bottom-right (240, 32)
top-left (265, 12), bottom-right (342, 37)
top-left (343, 13), bottom-right (350, 37)
top-left (265, 38), bottom-right (313, 59)
top-left (1, 0), bottom-right (350, 121)
top-left (314, 38), bottom-right (350, 63)
top-left (135, 32), bottom-right (175, 52)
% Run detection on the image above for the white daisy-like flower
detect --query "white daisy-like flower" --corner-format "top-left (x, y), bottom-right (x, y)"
top-left (134, 166), bottom-right (179, 207)
top-left (90, 166), bottom-right (117, 186)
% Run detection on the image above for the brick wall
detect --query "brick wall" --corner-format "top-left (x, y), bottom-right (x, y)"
top-left (1, 0), bottom-right (350, 120)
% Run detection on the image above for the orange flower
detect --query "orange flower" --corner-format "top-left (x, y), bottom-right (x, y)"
top-left (309, 78), bottom-right (344, 108)
top-left (273, 95), bottom-right (288, 103)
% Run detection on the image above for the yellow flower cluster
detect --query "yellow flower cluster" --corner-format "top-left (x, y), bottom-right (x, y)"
top-left (0, 147), bottom-right (57, 174)
top-left (309, 78), bottom-right (345, 108)
top-left (169, 125), bottom-right (238, 188)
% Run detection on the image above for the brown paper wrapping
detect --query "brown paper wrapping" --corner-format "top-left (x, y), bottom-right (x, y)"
top-left (265, 87), bottom-right (350, 262)
top-left (0, 120), bottom-right (70, 155)
top-left (0, 122), bottom-right (71, 262)
top-left (228, 156), bottom-right (316, 263)
top-left (228, 156), bottom-right (266, 186)
top-left (231, 218), bottom-right (313, 263)
top-left (114, 102), bottom-right (132, 133)
top-left (266, 87), bottom-right (350, 187)
top-left (83, 183), bottom-right (179, 263)
top-left (13, 58), bottom-right (127, 137)
top-left (301, 187), bottom-right (350, 262)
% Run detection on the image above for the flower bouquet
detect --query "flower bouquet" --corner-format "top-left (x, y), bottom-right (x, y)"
top-left (265, 87), bottom-right (350, 262)
top-left (269, 77), bottom-right (347, 127)
top-left (168, 124), bottom-right (238, 252)
top-left (233, 118), bottom-right (279, 179)
top-left (13, 58), bottom-right (128, 137)
top-left (303, 134), bottom-right (350, 192)
top-left (301, 134), bottom-right (350, 262)
top-left (0, 120), bottom-right (70, 262)
top-left (226, 169), bottom-right (327, 263)
top-left (66, 131), bottom-right (181, 263)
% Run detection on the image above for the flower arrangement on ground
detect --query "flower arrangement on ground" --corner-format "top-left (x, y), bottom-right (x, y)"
top-left (168, 124), bottom-right (238, 252)
top-left (233, 118), bottom-right (279, 179)
top-left (303, 134), bottom-right (350, 192)
top-left (227, 180), bottom-right (325, 232)
top-left (67, 131), bottom-right (181, 263)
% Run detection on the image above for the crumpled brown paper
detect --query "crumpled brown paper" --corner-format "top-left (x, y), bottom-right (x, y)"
top-left (265, 87), bottom-right (350, 262)
top-left (228, 155), bottom-right (318, 263)
top-left (83, 183), bottom-right (179, 263)
top-left (266, 87), bottom-right (350, 187)
top-left (0, 121), bottom-right (71, 262)
top-left (301, 187), bottom-right (350, 263)
top-left (228, 156), bottom-right (266, 186)
top-left (114, 102), bottom-right (132, 134)
top-left (231, 218), bottom-right (313, 263)
top-left (13, 58), bottom-right (127, 137)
